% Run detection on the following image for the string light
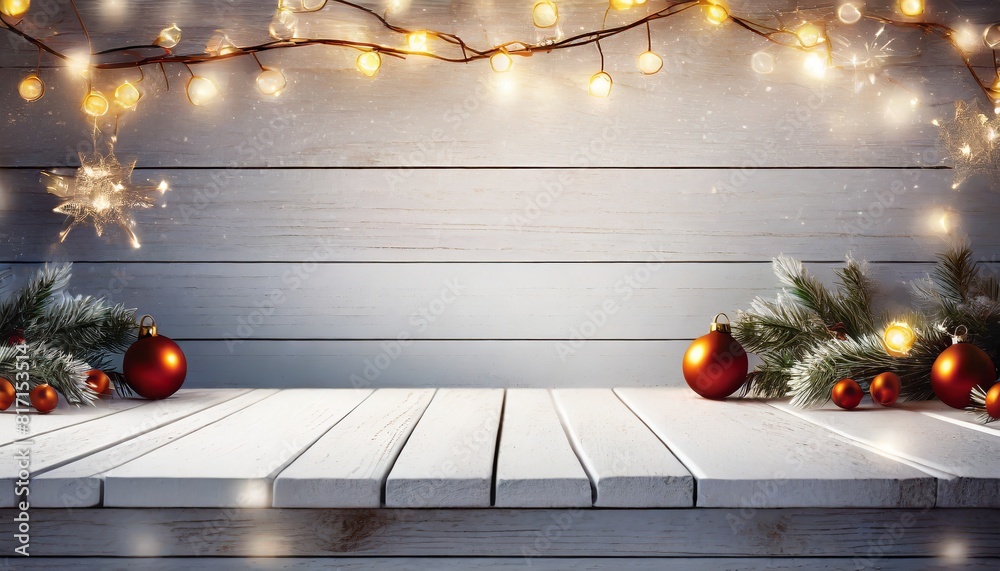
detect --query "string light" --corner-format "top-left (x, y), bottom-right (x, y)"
top-left (899, 0), bottom-right (924, 17)
top-left (269, 9), bottom-right (298, 40)
top-left (588, 71), bottom-right (612, 98)
top-left (206, 31), bottom-right (239, 57)
top-left (637, 51), bottom-right (663, 75)
top-left (751, 52), bottom-right (774, 74)
top-left (279, 0), bottom-right (327, 11)
top-left (985, 24), bottom-right (1000, 50)
top-left (83, 91), bottom-right (110, 117)
top-left (702, 0), bottom-right (729, 26)
top-left (155, 24), bottom-right (182, 49)
top-left (0, 0), bottom-right (29, 18)
top-left (795, 23), bottom-right (825, 48)
top-left (256, 68), bottom-right (287, 95)
top-left (17, 75), bottom-right (44, 102)
top-left (490, 49), bottom-right (513, 73)
top-left (610, 0), bottom-right (634, 10)
top-left (114, 82), bottom-right (141, 108)
top-left (532, 1), bottom-right (559, 29)
top-left (837, 3), bottom-right (862, 25)
top-left (186, 76), bottom-right (220, 106)
top-left (882, 322), bottom-right (916, 357)
top-left (356, 51), bottom-right (382, 77)
top-left (803, 52), bottom-right (827, 79)
top-left (407, 31), bottom-right (428, 52)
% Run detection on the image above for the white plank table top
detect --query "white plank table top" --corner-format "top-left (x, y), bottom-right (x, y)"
top-left (904, 400), bottom-right (1000, 437)
top-left (33, 389), bottom-right (277, 508)
top-left (0, 396), bottom-right (149, 446)
top-left (385, 388), bottom-right (504, 507)
top-left (551, 389), bottom-right (693, 507)
top-left (494, 389), bottom-right (591, 508)
top-left (273, 388), bottom-right (435, 508)
top-left (771, 401), bottom-right (1000, 507)
top-left (616, 388), bottom-right (936, 508)
top-left (102, 389), bottom-right (372, 507)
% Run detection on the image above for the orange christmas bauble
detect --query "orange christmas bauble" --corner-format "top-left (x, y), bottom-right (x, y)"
top-left (870, 372), bottom-right (901, 406)
top-left (0, 377), bottom-right (15, 410)
top-left (30, 384), bottom-right (58, 414)
top-left (85, 369), bottom-right (111, 396)
top-left (682, 314), bottom-right (748, 400)
top-left (930, 341), bottom-right (996, 409)
top-left (985, 383), bottom-right (1000, 420)
top-left (123, 316), bottom-right (187, 400)
top-left (832, 378), bottom-right (863, 410)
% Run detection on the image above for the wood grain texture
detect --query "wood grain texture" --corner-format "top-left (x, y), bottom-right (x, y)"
top-left (616, 388), bottom-right (936, 507)
top-left (0, 397), bottom-right (149, 446)
top-left (1, 169), bottom-right (994, 262)
top-left (551, 388), bottom-right (693, 507)
top-left (6, 507), bottom-right (1000, 557)
top-left (771, 401), bottom-right (1000, 508)
top-left (273, 388), bottom-right (435, 508)
top-left (33, 389), bottom-right (277, 509)
top-left (102, 389), bottom-right (371, 507)
top-left (494, 389), bottom-right (592, 508)
top-left (385, 388), bottom-right (504, 507)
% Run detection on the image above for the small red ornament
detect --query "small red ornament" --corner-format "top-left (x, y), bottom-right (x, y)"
top-left (682, 313), bottom-right (749, 400)
top-left (985, 383), bottom-right (1000, 420)
top-left (85, 369), bottom-right (112, 396)
top-left (0, 377), bottom-right (15, 411)
top-left (7, 328), bottom-right (25, 346)
top-left (30, 384), bottom-right (58, 414)
top-left (832, 378), bottom-right (863, 410)
top-left (930, 327), bottom-right (996, 409)
top-left (870, 372), bottom-right (901, 406)
top-left (123, 315), bottom-right (187, 400)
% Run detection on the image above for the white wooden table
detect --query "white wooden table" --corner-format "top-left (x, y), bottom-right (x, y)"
top-left (3, 387), bottom-right (1000, 569)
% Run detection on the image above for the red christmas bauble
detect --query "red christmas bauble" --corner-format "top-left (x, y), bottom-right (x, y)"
top-left (30, 384), bottom-right (58, 414)
top-left (985, 383), bottom-right (1000, 420)
top-left (832, 378), bottom-right (863, 410)
top-left (0, 377), bottom-right (15, 411)
top-left (85, 369), bottom-right (111, 396)
top-left (930, 341), bottom-right (996, 409)
top-left (682, 314), bottom-right (748, 400)
top-left (870, 372), bottom-right (901, 406)
top-left (123, 316), bottom-right (187, 400)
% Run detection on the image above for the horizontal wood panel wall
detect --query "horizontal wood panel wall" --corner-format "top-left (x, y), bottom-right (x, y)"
top-left (2, 0), bottom-right (998, 388)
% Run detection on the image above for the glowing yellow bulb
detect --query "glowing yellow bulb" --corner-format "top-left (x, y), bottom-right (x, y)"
top-left (532, 1), bottom-right (559, 29)
top-left (17, 75), bottom-right (44, 102)
top-left (186, 76), bottom-right (220, 106)
top-left (796, 23), bottom-right (824, 48)
top-left (356, 51), bottom-right (382, 77)
top-left (702, 0), bottom-right (729, 26)
top-left (269, 9), bottom-right (298, 40)
top-left (206, 31), bottom-right (238, 57)
top-left (610, 0), bottom-right (634, 10)
top-left (490, 49), bottom-right (513, 73)
top-left (899, 0), bottom-right (924, 17)
top-left (635, 0), bottom-right (647, 4)
top-left (837, 3), bottom-right (862, 24)
top-left (0, 0), bottom-right (28, 18)
top-left (256, 68), bottom-right (287, 95)
top-left (407, 31), bottom-right (428, 52)
top-left (588, 71), bottom-right (612, 98)
top-left (637, 51), bottom-right (663, 75)
top-left (155, 24), bottom-right (182, 49)
top-left (882, 322), bottom-right (916, 357)
top-left (82, 91), bottom-right (109, 117)
top-left (803, 52), bottom-right (827, 79)
top-left (114, 81), bottom-right (141, 108)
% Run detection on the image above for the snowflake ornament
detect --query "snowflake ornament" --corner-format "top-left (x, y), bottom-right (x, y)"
top-left (938, 98), bottom-right (1000, 190)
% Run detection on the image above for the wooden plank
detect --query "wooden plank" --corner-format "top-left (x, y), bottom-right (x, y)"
top-left (102, 389), bottom-right (371, 507)
top-left (0, 396), bottom-right (149, 446)
top-left (273, 388), bottom-right (435, 508)
top-left (551, 389), bottom-right (692, 507)
top-left (770, 401), bottom-right (1000, 508)
top-left (384, 388), bottom-right (503, 507)
top-left (0, 389), bottom-right (247, 507)
top-left (494, 389), bottom-right (591, 508)
top-left (3, 169), bottom-right (996, 262)
top-left (33, 389), bottom-right (277, 508)
top-left (7, 508), bottom-right (1000, 557)
top-left (906, 400), bottom-right (1000, 437)
top-left (616, 388), bottom-right (936, 507)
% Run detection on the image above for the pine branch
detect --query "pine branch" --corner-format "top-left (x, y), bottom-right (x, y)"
top-left (834, 258), bottom-right (877, 337)
top-left (735, 294), bottom-right (828, 355)
top-left (0, 264), bottom-right (71, 339)
top-left (28, 296), bottom-right (137, 359)
top-left (0, 342), bottom-right (97, 405)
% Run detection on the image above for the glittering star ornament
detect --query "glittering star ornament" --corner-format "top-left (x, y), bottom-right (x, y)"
top-left (938, 98), bottom-right (1000, 189)
top-left (42, 143), bottom-right (166, 248)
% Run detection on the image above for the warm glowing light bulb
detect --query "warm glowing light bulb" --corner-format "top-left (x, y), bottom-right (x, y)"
top-left (702, 0), bottom-right (729, 26)
top-left (882, 322), bottom-right (916, 357)
top-left (635, 0), bottom-right (647, 4)
top-left (588, 71), bottom-right (612, 98)
top-left (206, 31), bottom-right (238, 56)
top-left (532, 1), bottom-right (559, 29)
top-left (803, 52), bottom-right (827, 78)
top-left (356, 51), bottom-right (382, 77)
top-left (186, 76), bottom-right (220, 106)
top-left (837, 3), bottom-right (862, 24)
top-left (899, 0), bottom-right (923, 17)
top-left (279, 0), bottom-right (326, 11)
top-left (637, 51), bottom-right (663, 75)
top-left (751, 51), bottom-right (774, 74)
top-left (610, 0), bottom-right (634, 10)
top-left (17, 75), bottom-right (44, 102)
top-left (155, 24), bottom-right (182, 49)
top-left (490, 49), bottom-right (513, 73)
top-left (269, 9), bottom-right (298, 40)
top-left (1, 0), bottom-right (29, 18)
top-left (256, 68), bottom-right (286, 95)
top-left (407, 31), bottom-right (428, 51)
top-left (796, 23), bottom-right (824, 48)
top-left (83, 91), bottom-right (109, 117)
top-left (984, 24), bottom-right (1000, 50)
top-left (114, 81), bottom-right (141, 108)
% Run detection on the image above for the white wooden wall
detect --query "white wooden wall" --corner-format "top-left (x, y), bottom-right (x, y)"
top-left (1, 0), bottom-right (998, 388)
